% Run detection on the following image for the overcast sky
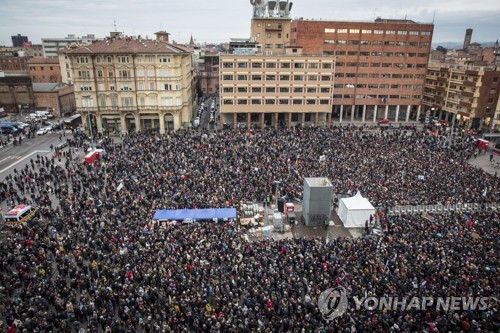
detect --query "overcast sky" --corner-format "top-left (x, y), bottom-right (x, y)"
top-left (1, 0), bottom-right (499, 46)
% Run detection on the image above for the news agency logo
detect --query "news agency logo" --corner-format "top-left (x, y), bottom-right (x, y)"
top-left (318, 286), bottom-right (497, 321)
top-left (317, 286), bottom-right (349, 321)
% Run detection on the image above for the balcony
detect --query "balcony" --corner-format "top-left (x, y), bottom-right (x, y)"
top-left (158, 105), bottom-right (182, 111)
top-left (137, 105), bottom-right (159, 111)
top-left (79, 107), bottom-right (98, 112)
top-left (119, 106), bottom-right (136, 111)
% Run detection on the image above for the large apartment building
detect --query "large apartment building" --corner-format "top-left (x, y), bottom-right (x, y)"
top-left (42, 34), bottom-right (99, 58)
top-left (63, 32), bottom-right (195, 134)
top-left (423, 65), bottom-right (500, 129)
top-left (219, 50), bottom-right (335, 128)
top-left (289, 18), bottom-right (434, 123)
top-left (219, 0), bottom-right (435, 127)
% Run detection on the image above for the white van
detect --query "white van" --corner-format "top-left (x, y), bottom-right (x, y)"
top-left (4, 205), bottom-right (37, 226)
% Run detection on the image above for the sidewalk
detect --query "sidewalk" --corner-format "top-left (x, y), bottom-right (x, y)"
top-left (468, 151), bottom-right (499, 177)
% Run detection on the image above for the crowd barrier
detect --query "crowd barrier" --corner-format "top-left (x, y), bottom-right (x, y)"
top-left (383, 202), bottom-right (499, 216)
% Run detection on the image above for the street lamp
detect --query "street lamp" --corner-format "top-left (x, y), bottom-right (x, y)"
top-left (82, 95), bottom-right (95, 150)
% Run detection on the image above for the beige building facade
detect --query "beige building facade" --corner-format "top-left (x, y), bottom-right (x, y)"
top-left (64, 33), bottom-right (194, 134)
top-left (423, 65), bottom-right (500, 129)
top-left (219, 51), bottom-right (335, 128)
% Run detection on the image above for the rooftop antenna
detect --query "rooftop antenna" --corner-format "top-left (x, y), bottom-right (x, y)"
top-left (113, 18), bottom-right (118, 32)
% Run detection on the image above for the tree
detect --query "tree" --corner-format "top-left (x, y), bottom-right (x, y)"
top-left (436, 45), bottom-right (448, 53)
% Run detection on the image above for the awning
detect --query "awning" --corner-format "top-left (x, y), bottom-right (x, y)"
top-left (153, 208), bottom-right (237, 221)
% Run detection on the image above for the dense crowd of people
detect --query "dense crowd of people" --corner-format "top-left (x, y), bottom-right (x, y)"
top-left (0, 126), bottom-right (498, 332)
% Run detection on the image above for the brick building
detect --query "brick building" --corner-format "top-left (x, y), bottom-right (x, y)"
top-left (32, 83), bottom-right (75, 117)
top-left (289, 18), bottom-right (434, 123)
top-left (0, 56), bottom-right (28, 71)
top-left (27, 58), bottom-right (62, 83)
top-left (0, 75), bottom-right (35, 113)
top-left (198, 51), bottom-right (219, 96)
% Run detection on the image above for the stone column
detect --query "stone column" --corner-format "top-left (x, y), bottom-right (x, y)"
top-left (328, 111), bottom-right (332, 127)
top-left (274, 113), bottom-right (279, 129)
top-left (384, 105), bottom-right (389, 119)
top-left (373, 106), bottom-right (377, 122)
top-left (135, 114), bottom-right (141, 132)
top-left (261, 113), bottom-right (265, 129)
top-left (416, 105), bottom-right (421, 122)
top-left (302, 113), bottom-right (306, 128)
top-left (395, 105), bottom-right (400, 123)
top-left (288, 113), bottom-right (292, 129)
top-left (247, 113), bottom-right (251, 129)
top-left (406, 105), bottom-right (411, 123)
top-left (120, 115), bottom-right (127, 134)
top-left (233, 113), bottom-right (237, 130)
top-left (362, 105), bottom-right (366, 123)
top-left (339, 105), bottom-right (343, 123)
top-left (95, 114), bottom-right (103, 134)
top-left (351, 105), bottom-right (355, 122)
top-left (315, 112), bottom-right (319, 126)
top-left (159, 113), bottom-right (165, 134)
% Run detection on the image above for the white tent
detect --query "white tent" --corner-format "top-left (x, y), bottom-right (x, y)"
top-left (337, 191), bottom-right (375, 228)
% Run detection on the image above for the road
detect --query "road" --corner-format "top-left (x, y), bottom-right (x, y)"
top-left (0, 132), bottom-right (61, 181)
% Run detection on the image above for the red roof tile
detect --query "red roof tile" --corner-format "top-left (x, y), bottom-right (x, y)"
top-left (63, 38), bottom-right (191, 55)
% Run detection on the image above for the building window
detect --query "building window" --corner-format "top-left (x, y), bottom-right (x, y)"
top-left (320, 100), bottom-right (329, 105)
top-left (280, 62), bottom-right (290, 68)
top-left (265, 99), bottom-right (275, 104)
top-left (307, 87), bottom-right (317, 93)
top-left (337, 40), bottom-right (346, 45)
top-left (237, 75), bottom-right (247, 80)
top-left (223, 99), bottom-right (233, 105)
top-left (137, 56), bottom-right (142, 63)
top-left (324, 40), bottom-right (335, 44)
top-left (322, 63), bottom-right (332, 69)
top-left (266, 62), bottom-right (276, 68)
top-left (222, 75), bottom-right (233, 80)
top-left (237, 87), bottom-right (247, 93)
top-left (292, 100), bottom-right (302, 105)
top-left (279, 75), bottom-right (290, 80)
top-left (308, 75), bottom-right (318, 81)
top-left (293, 75), bottom-right (304, 81)
top-left (320, 87), bottom-right (330, 93)
top-left (110, 85), bottom-right (115, 91)
top-left (362, 29), bottom-right (372, 34)
top-left (279, 87), bottom-right (289, 93)
top-left (164, 84), bottom-right (172, 90)
top-left (251, 99), bottom-right (261, 104)
top-left (159, 57), bottom-right (170, 63)
top-left (252, 87), bottom-right (261, 93)
top-left (266, 75), bottom-right (276, 80)
top-left (279, 99), bottom-right (289, 105)
top-left (324, 28), bottom-right (335, 33)
top-left (409, 31), bottom-right (419, 35)
top-left (293, 87), bottom-right (303, 93)
top-left (237, 100), bottom-right (248, 105)
top-left (237, 62), bottom-right (247, 68)
top-left (149, 82), bottom-right (155, 90)
top-left (266, 87), bottom-right (275, 93)
top-left (294, 63), bottom-right (304, 69)
top-left (276, 44), bottom-right (283, 49)
top-left (397, 30), bottom-right (408, 35)
top-left (265, 44), bottom-right (273, 49)
top-left (118, 56), bottom-right (129, 63)
top-left (349, 29), bottom-right (360, 33)
top-left (421, 31), bottom-right (431, 36)
top-left (306, 100), bottom-right (316, 105)
top-left (252, 62), bottom-right (262, 68)
top-left (97, 70), bottom-right (103, 77)
top-left (337, 28), bottom-right (347, 33)
top-left (321, 75), bottom-right (331, 81)
top-left (374, 30), bottom-right (384, 35)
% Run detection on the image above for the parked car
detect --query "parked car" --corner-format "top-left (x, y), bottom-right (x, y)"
top-left (36, 127), bottom-right (50, 135)
top-left (377, 118), bottom-right (391, 124)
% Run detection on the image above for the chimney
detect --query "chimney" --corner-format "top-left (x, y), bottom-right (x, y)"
top-left (155, 31), bottom-right (170, 43)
